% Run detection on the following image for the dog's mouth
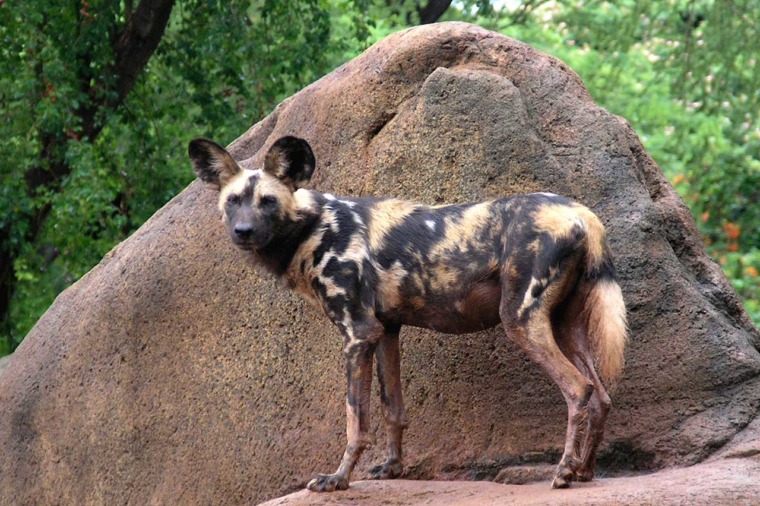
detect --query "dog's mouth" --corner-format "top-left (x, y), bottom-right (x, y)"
top-left (231, 234), bottom-right (272, 252)
top-left (232, 240), bottom-right (258, 252)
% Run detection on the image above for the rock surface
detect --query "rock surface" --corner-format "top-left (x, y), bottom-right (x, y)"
top-left (1, 22), bottom-right (759, 506)
top-left (261, 457), bottom-right (760, 506)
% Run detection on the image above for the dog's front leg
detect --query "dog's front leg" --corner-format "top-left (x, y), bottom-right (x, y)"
top-left (369, 325), bottom-right (407, 480)
top-left (307, 321), bottom-right (381, 492)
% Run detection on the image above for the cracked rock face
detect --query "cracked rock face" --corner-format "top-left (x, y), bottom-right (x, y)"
top-left (1, 22), bottom-right (758, 505)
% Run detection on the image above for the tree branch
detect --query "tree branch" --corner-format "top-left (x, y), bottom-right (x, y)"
top-left (113, 0), bottom-right (175, 106)
top-left (507, 0), bottom-right (552, 27)
top-left (417, 0), bottom-right (452, 24)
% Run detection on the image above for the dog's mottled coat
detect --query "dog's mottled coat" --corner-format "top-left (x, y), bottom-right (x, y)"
top-left (189, 136), bottom-right (628, 492)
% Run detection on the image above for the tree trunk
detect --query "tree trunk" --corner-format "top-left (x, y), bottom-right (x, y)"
top-left (416, 0), bottom-right (452, 24)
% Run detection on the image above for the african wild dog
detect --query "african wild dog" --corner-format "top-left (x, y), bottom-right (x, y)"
top-left (188, 136), bottom-right (627, 491)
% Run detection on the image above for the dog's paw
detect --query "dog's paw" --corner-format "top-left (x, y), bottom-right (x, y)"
top-left (368, 458), bottom-right (403, 480)
top-left (551, 455), bottom-right (580, 489)
top-left (306, 473), bottom-right (349, 492)
top-left (574, 467), bottom-right (594, 482)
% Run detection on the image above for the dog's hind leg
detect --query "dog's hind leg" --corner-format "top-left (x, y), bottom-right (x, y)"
top-left (552, 294), bottom-right (611, 483)
top-left (574, 349), bottom-right (610, 481)
top-left (307, 318), bottom-right (384, 492)
top-left (554, 338), bottom-right (609, 483)
top-left (369, 324), bottom-right (408, 480)
top-left (500, 267), bottom-right (593, 488)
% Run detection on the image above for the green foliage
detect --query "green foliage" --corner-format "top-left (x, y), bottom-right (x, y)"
top-left (1, 0), bottom-right (757, 357)
top-left (0, 0), bottom-right (380, 353)
top-left (554, 0), bottom-right (759, 253)
top-left (721, 250), bottom-right (760, 325)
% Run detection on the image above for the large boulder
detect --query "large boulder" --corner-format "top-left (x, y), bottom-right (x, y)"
top-left (1, 22), bottom-right (758, 505)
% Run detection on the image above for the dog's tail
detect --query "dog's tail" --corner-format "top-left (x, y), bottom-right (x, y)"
top-left (576, 206), bottom-right (628, 388)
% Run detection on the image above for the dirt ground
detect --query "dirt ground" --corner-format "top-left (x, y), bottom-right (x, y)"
top-left (260, 456), bottom-right (760, 506)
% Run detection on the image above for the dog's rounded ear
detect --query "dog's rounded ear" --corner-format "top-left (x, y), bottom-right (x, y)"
top-left (188, 138), bottom-right (242, 190)
top-left (263, 136), bottom-right (315, 190)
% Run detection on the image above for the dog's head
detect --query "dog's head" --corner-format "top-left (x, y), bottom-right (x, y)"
top-left (188, 136), bottom-right (316, 251)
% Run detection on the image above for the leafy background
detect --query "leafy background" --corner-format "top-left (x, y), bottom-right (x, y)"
top-left (1, 0), bottom-right (758, 356)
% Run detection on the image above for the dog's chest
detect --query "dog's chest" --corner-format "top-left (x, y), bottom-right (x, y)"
top-left (284, 200), bottom-right (371, 311)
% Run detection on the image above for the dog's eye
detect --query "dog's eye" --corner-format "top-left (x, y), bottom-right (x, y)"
top-left (227, 194), bottom-right (241, 206)
top-left (259, 195), bottom-right (278, 208)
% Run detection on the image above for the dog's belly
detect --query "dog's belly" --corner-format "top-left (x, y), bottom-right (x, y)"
top-left (395, 279), bottom-right (502, 334)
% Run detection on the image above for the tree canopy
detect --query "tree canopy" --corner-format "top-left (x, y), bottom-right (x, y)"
top-left (1, 0), bottom-right (758, 356)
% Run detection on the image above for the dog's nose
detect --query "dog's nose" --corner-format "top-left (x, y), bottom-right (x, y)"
top-left (234, 223), bottom-right (254, 239)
